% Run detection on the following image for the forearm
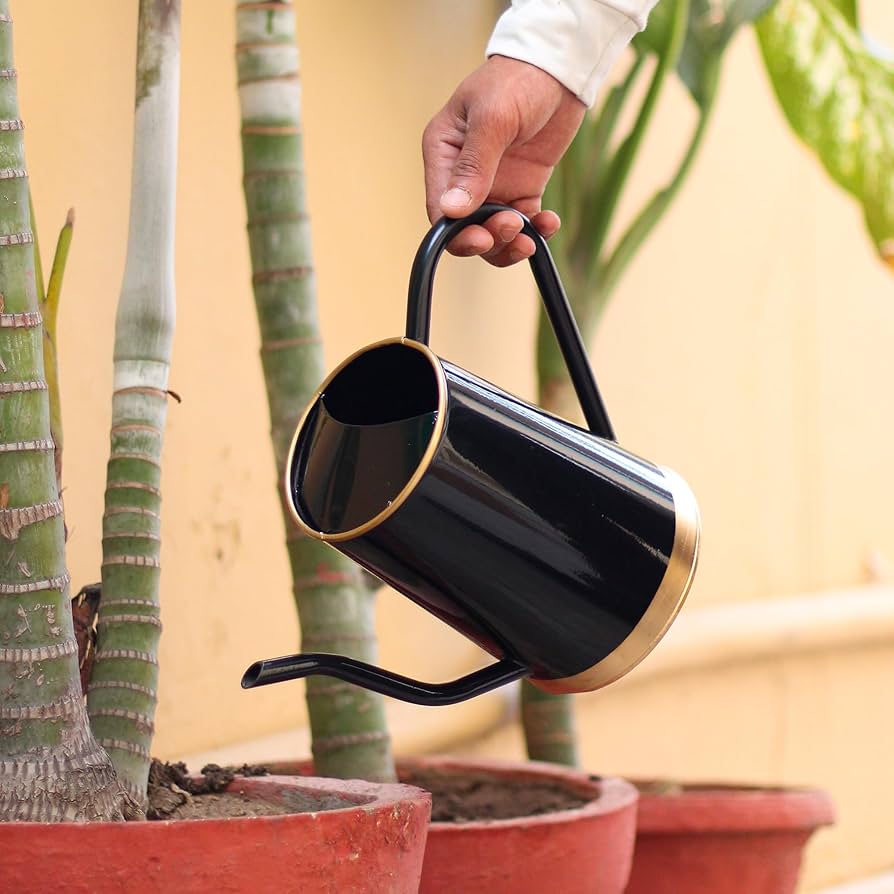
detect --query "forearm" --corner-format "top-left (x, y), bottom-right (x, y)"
top-left (486, 0), bottom-right (661, 106)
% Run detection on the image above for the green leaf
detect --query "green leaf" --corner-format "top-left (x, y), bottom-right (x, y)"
top-left (42, 209), bottom-right (74, 490)
top-left (827, 0), bottom-right (857, 28)
top-left (757, 0), bottom-right (894, 268)
top-left (44, 207), bottom-right (74, 335)
top-left (682, 0), bottom-right (779, 104)
top-left (637, 0), bottom-right (778, 106)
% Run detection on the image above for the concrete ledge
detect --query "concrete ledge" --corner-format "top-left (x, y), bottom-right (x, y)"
top-left (612, 585), bottom-right (894, 691)
top-left (184, 585), bottom-right (894, 768)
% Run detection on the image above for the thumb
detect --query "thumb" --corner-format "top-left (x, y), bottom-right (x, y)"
top-left (440, 115), bottom-right (513, 217)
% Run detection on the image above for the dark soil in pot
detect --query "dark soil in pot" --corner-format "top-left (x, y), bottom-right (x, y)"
top-left (399, 765), bottom-right (590, 822)
top-left (146, 759), bottom-right (353, 820)
top-left (401, 758), bottom-right (638, 894)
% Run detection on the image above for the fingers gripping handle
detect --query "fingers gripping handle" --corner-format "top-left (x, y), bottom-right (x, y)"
top-left (406, 203), bottom-right (616, 441)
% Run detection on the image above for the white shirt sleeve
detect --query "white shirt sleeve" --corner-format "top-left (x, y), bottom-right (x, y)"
top-left (486, 0), bottom-right (661, 107)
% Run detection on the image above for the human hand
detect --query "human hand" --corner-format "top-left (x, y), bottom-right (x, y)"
top-left (422, 55), bottom-right (586, 267)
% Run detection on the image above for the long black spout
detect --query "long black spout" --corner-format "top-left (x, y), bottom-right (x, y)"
top-left (241, 652), bottom-right (528, 707)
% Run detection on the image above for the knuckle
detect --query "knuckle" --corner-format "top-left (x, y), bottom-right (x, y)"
top-left (453, 149), bottom-right (484, 178)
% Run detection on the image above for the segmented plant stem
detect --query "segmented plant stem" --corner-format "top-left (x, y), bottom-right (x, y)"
top-left (86, 0), bottom-right (181, 806)
top-left (235, 0), bottom-right (394, 781)
top-left (0, 2), bottom-right (133, 822)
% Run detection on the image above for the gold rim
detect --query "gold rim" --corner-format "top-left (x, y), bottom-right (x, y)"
top-left (531, 465), bottom-right (701, 695)
top-left (283, 336), bottom-right (448, 542)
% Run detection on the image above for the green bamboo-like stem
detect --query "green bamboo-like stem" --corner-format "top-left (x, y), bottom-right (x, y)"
top-left (537, 46), bottom-right (673, 389)
top-left (538, 58), bottom-right (718, 400)
top-left (526, 2), bottom-right (691, 767)
top-left (527, 81), bottom-right (716, 764)
top-left (567, 52), bottom-right (648, 252)
top-left (521, 681), bottom-right (579, 767)
top-left (598, 62), bottom-right (720, 302)
top-left (235, 0), bottom-right (394, 782)
top-left (538, 0), bottom-right (690, 394)
top-left (0, 3), bottom-right (133, 822)
top-left (576, 0), bottom-right (690, 286)
top-left (546, 55), bottom-right (647, 284)
top-left (86, 0), bottom-right (181, 806)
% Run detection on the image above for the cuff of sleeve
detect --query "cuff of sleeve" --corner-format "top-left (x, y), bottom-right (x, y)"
top-left (486, 0), bottom-right (642, 107)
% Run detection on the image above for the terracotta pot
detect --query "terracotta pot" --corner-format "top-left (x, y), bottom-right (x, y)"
top-left (0, 774), bottom-right (431, 894)
top-left (407, 757), bottom-right (639, 894)
top-left (624, 782), bottom-right (836, 894)
top-left (267, 757), bottom-right (638, 894)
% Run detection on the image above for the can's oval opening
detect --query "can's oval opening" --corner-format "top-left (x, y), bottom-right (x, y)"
top-left (290, 341), bottom-right (445, 538)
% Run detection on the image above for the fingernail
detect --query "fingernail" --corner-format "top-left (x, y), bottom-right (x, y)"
top-left (441, 186), bottom-right (473, 210)
top-left (499, 227), bottom-right (517, 243)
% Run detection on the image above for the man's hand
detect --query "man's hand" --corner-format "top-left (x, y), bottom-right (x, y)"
top-left (423, 55), bottom-right (586, 267)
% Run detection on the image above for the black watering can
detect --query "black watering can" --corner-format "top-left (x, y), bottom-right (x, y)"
top-left (242, 204), bottom-right (700, 706)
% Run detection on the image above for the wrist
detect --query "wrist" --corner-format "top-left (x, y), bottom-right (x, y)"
top-left (485, 54), bottom-right (585, 108)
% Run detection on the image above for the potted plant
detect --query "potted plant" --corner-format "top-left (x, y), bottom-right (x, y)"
top-left (233, 2), bottom-right (640, 892)
top-left (0, 3), bottom-right (430, 890)
top-left (529, 0), bottom-right (890, 890)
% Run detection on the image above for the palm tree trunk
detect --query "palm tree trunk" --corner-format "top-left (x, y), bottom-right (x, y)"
top-left (86, 0), bottom-right (181, 807)
top-left (235, 0), bottom-right (394, 781)
top-left (0, 1), bottom-right (134, 822)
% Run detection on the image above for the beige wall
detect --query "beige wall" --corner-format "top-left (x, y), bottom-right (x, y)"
top-left (12, 2), bottom-right (894, 889)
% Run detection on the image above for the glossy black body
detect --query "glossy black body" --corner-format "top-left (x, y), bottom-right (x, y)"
top-left (291, 354), bottom-right (677, 681)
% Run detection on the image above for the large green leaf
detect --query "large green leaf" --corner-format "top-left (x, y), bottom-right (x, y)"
top-left (827, 0), bottom-right (857, 27)
top-left (757, 0), bottom-right (894, 267)
top-left (636, 0), bottom-right (778, 105)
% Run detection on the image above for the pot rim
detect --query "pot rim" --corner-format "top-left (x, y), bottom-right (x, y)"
top-left (0, 773), bottom-right (431, 830)
top-left (632, 778), bottom-right (836, 834)
top-left (396, 756), bottom-right (639, 832)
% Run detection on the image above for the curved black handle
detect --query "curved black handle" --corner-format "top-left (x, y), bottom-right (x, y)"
top-left (242, 653), bottom-right (528, 707)
top-left (406, 203), bottom-right (615, 441)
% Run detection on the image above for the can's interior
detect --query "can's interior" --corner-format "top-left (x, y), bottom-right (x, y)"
top-left (293, 342), bottom-right (441, 535)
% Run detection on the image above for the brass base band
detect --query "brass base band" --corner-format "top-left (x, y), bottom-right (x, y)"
top-left (531, 465), bottom-right (701, 695)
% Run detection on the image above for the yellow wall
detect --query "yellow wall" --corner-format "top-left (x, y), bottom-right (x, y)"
top-left (12, 2), bottom-right (894, 889)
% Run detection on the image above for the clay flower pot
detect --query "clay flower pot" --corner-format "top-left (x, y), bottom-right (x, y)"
top-left (263, 757), bottom-right (638, 894)
top-left (267, 756), bottom-right (638, 894)
top-left (624, 782), bottom-right (836, 894)
top-left (0, 774), bottom-right (431, 894)
top-left (404, 757), bottom-right (639, 894)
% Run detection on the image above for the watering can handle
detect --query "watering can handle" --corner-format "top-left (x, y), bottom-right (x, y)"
top-left (406, 203), bottom-right (615, 441)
